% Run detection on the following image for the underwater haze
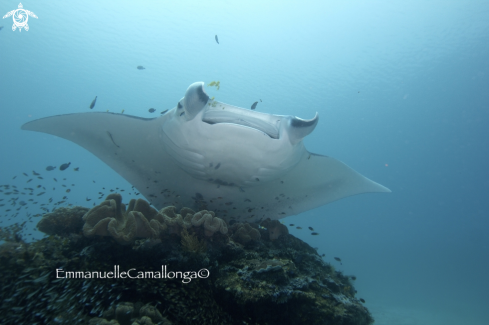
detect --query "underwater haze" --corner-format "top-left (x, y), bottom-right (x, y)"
top-left (1, 0), bottom-right (489, 324)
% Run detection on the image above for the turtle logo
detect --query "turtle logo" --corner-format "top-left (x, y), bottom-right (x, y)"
top-left (2, 3), bottom-right (38, 32)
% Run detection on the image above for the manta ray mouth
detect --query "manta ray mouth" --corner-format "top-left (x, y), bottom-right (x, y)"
top-left (202, 105), bottom-right (281, 139)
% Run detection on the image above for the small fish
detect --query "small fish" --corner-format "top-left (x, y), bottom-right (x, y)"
top-left (215, 35), bottom-right (219, 44)
top-left (137, 66), bottom-right (145, 70)
top-left (208, 81), bottom-right (220, 90)
top-left (311, 232), bottom-right (319, 235)
top-left (45, 166), bottom-right (56, 171)
top-left (89, 96), bottom-right (97, 109)
top-left (66, 189), bottom-right (71, 193)
top-left (160, 109), bottom-right (168, 115)
top-left (359, 298), bottom-right (365, 303)
top-left (215, 163), bottom-right (221, 170)
top-left (121, 109), bottom-right (125, 114)
top-left (289, 224), bottom-right (294, 226)
top-left (321, 254), bottom-right (325, 257)
top-left (59, 162), bottom-right (71, 171)
top-left (0, 26), bottom-right (3, 31)
top-left (308, 226), bottom-right (314, 231)
top-left (251, 101), bottom-right (258, 110)
top-left (12, 176), bottom-right (16, 179)
top-left (260, 99), bottom-right (262, 102)
top-left (86, 197), bottom-right (91, 201)
top-left (23, 172), bottom-right (28, 176)
top-left (334, 257), bottom-right (342, 265)
top-left (296, 226), bottom-right (302, 229)
top-left (53, 178), bottom-right (57, 182)
top-left (148, 108), bottom-right (156, 113)
top-left (350, 276), bottom-right (357, 280)
top-left (32, 171), bottom-right (40, 176)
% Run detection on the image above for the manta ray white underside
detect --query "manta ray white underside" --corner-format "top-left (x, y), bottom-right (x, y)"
top-left (22, 82), bottom-right (390, 222)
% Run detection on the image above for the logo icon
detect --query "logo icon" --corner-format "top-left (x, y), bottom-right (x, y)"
top-left (3, 3), bottom-right (38, 32)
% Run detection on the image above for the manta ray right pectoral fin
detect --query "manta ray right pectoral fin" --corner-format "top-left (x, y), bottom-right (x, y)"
top-left (272, 152), bottom-right (390, 215)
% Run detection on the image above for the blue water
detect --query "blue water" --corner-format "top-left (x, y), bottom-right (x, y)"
top-left (1, 1), bottom-right (488, 324)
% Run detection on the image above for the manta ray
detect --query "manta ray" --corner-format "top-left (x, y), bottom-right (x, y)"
top-left (22, 82), bottom-right (390, 222)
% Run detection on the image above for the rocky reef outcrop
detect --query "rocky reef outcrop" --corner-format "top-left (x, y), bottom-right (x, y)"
top-left (0, 195), bottom-right (373, 325)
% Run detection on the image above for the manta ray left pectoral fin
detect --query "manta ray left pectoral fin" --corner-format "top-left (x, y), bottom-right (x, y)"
top-left (20, 112), bottom-right (179, 199)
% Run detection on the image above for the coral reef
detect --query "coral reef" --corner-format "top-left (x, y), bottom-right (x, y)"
top-left (37, 206), bottom-right (88, 236)
top-left (0, 221), bottom-right (26, 242)
top-left (88, 302), bottom-right (171, 325)
top-left (261, 218), bottom-right (289, 240)
top-left (82, 194), bottom-right (227, 244)
top-left (180, 227), bottom-right (207, 253)
top-left (139, 303), bottom-right (166, 323)
top-left (0, 196), bottom-right (373, 325)
top-left (190, 210), bottom-right (228, 236)
top-left (82, 194), bottom-right (164, 244)
top-left (231, 222), bottom-right (261, 245)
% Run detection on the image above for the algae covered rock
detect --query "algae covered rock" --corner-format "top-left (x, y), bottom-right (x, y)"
top-left (115, 302), bottom-right (134, 325)
top-left (138, 303), bottom-right (164, 323)
top-left (215, 233), bottom-right (373, 324)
